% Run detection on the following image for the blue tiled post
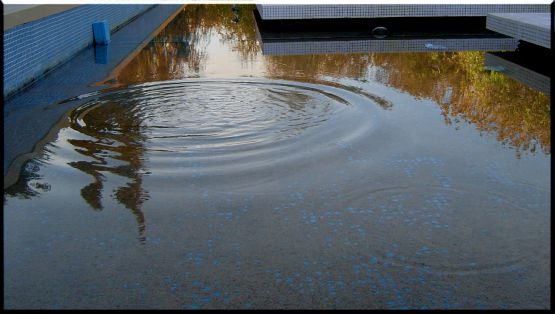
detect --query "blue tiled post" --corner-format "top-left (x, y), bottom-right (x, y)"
top-left (92, 20), bottom-right (111, 45)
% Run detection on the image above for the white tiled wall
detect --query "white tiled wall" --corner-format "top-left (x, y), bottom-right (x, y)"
top-left (256, 4), bottom-right (550, 20)
top-left (3, 5), bottom-right (153, 97)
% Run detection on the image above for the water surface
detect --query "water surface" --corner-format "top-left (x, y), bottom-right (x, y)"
top-left (4, 5), bottom-right (550, 309)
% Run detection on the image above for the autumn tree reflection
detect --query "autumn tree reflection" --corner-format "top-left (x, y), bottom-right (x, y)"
top-left (370, 52), bottom-right (550, 156)
top-left (119, 4), bottom-right (549, 157)
top-left (264, 51), bottom-right (550, 156)
top-left (3, 91), bottom-right (150, 244)
top-left (117, 4), bottom-right (259, 84)
top-left (4, 159), bottom-right (51, 201)
top-left (265, 54), bottom-right (374, 82)
top-left (66, 92), bottom-right (150, 243)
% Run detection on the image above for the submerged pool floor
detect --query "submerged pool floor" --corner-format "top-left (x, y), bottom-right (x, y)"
top-left (3, 5), bottom-right (550, 309)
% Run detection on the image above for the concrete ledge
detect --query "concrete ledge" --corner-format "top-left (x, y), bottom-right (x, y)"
top-left (3, 4), bottom-right (80, 31)
top-left (486, 13), bottom-right (551, 48)
top-left (256, 4), bottom-right (549, 20)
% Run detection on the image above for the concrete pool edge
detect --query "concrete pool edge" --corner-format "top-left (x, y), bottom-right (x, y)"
top-left (486, 13), bottom-right (551, 49)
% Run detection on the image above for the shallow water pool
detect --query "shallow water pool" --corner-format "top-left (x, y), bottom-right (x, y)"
top-left (4, 5), bottom-right (550, 309)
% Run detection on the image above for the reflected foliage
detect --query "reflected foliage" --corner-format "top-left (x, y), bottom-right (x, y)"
top-left (4, 159), bottom-right (51, 201)
top-left (117, 4), bottom-right (259, 84)
top-left (6, 5), bottom-right (550, 207)
top-left (264, 52), bottom-right (550, 156)
top-left (4, 92), bottom-right (151, 243)
top-left (118, 4), bottom-right (549, 156)
top-left (371, 52), bottom-right (550, 156)
top-left (266, 54), bottom-right (376, 82)
top-left (66, 93), bottom-right (150, 242)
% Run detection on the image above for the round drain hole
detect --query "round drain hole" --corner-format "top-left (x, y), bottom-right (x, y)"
top-left (371, 26), bottom-right (388, 39)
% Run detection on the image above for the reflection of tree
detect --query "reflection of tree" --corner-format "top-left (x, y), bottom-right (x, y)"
top-left (117, 7), bottom-right (204, 83)
top-left (264, 52), bottom-right (550, 156)
top-left (117, 4), bottom-right (259, 84)
top-left (4, 91), bottom-right (150, 244)
top-left (266, 54), bottom-right (374, 82)
top-left (67, 92), bottom-right (149, 243)
top-left (119, 4), bottom-right (549, 156)
top-left (4, 159), bottom-right (51, 200)
top-left (370, 52), bottom-right (550, 157)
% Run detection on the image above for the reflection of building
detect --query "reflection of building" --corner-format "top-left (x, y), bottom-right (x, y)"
top-left (484, 52), bottom-right (550, 95)
top-left (259, 36), bottom-right (518, 55)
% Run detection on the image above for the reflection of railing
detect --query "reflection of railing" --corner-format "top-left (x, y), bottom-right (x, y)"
top-left (484, 52), bottom-right (550, 95)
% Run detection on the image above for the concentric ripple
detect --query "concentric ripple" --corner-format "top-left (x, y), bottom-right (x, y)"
top-left (59, 78), bottom-right (381, 187)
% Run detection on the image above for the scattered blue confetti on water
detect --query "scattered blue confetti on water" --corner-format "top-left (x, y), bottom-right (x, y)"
top-left (188, 303), bottom-right (199, 309)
